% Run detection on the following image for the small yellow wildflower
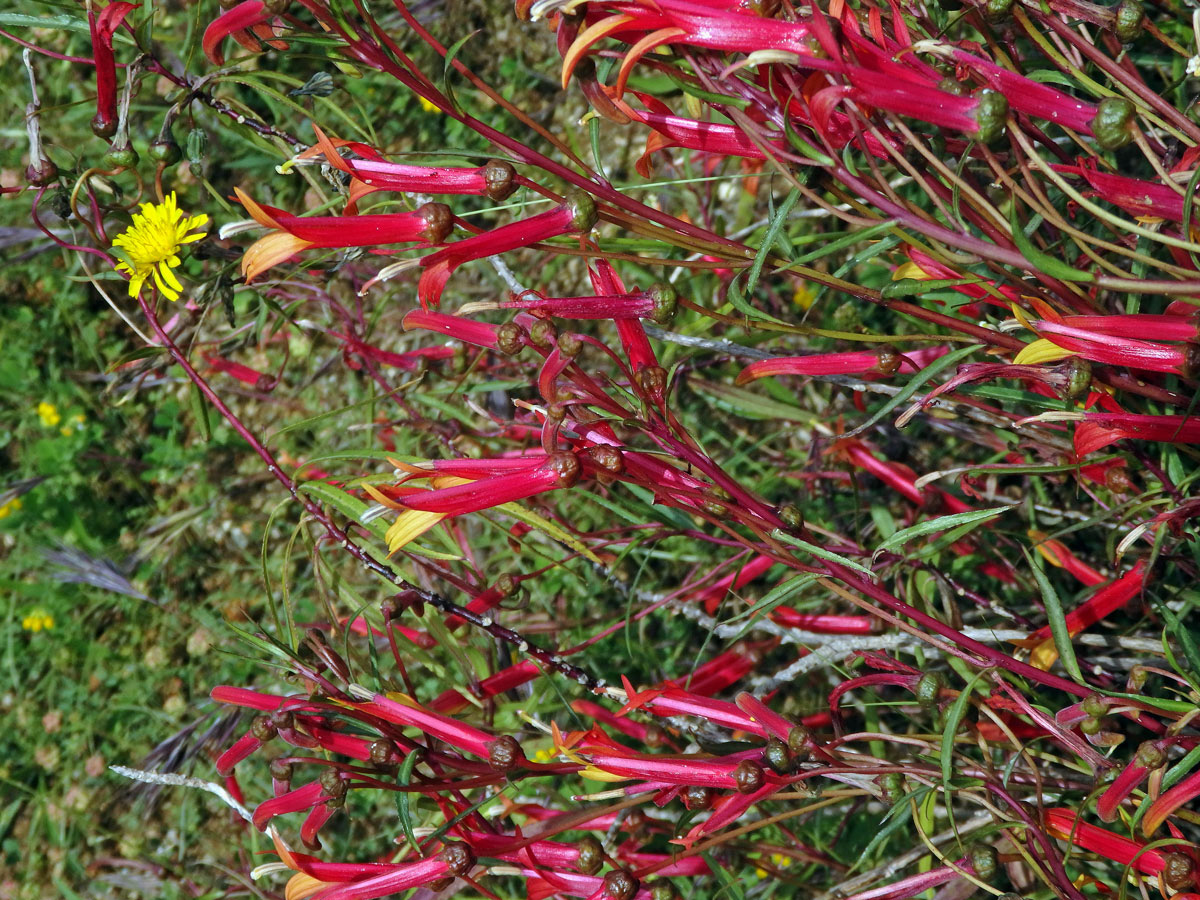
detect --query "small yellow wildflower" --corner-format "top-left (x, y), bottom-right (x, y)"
top-left (22, 610), bottom-right (54, 633)
top-left (418, 96), bottom-right (440, 114)
top-left (37, 401), bottom-right (60, 427)
top-left (791, 283), bottom-right (816, 311)
top-left (0, 497), bottom-right (22, 519)
top-left (111, 192), bottom-right (208, 301)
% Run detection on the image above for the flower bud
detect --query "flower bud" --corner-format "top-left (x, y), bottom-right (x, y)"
top-left (1163, 852), bottom-right (1195, 890)
top-left (250, 715), bottom-right (278, 742)
top-left (319, 768), bottom-right (347, 799)
top-left (558, 332), bottom-right (583, 358)
top-left (649, 284), bottom-right (678, 325)
top-left (764, 737), bottom-right (792, 774)
top-left (487, 734), bottom-right (525, 772)
top-left (440, 840), bottom-right (476, 877)
top-left (1081, 694), bottom-right (1107, 717)
top-left (25, 158), bottom-right (58, 186)
top-left (970, 844), bottom-right (998, 882)
top-left (972, 90), bottom-right (1009, 145)
top-left (530, 319), bottom-right (557, 348)
top-left (1062, 357), bottom-right (1092, 400)
top-left (1080, 715), bottom-right (1104, 735)
top-left (876, 772), bottom-right (906, 806)
top-left (101, 145), bottom-right (139, 171)
top-left (983, 0), bottom-right (1014, 23)
top-left (483, 159), bottom-right (518, 201)
top-left (734, 759), bottom-right (765, 793)
top-left (648, 881), bottom-right (679, 900)
top-left (1134, 740), bottom-right (1166, 770)
top-left (576, 834), bottom-right (605, 875)
top-left (565, 189), bottom-right (597, 233)
top-left (1112, 0), bottom-right (1143, 43)
top-left (777, 502), bottom-right (804, 530)
top-left (874, 348), bottom-right (902, 377)
top-left (938, 76), bottom-right (971, 97)
top-left (417, 202), bottom-right (453, 244)
top-left (787, 726), bottom-right (812, 762)
top-left (269, 759), bottom-right (294, 782)
top-left (683, 784), bottom-right (714, 810)
top-left (915, 672), bottom-right (944, 707)
top-left (148, 139), bottom-right (183, 166)
top-left (369, 739), bottom-right (396, 766)
top-left (547, 451), bottom-right (582, 488)
top-left (496, 322), bottom-right (525, 356)
top-left (588, 445), bottom-right (624, 475)
top-left (602, 870), bottom-right (638, 900)
top-left (635, 365), bottom-right (667, 397)
top-left (1090, 97), bottom-right (1136, 151)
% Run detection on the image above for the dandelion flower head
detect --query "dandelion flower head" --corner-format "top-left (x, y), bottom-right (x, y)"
top-left (111, 192), bottom-right (208, 301)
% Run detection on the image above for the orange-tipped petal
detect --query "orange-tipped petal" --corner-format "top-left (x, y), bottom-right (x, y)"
top-left (241, 231), bottom-right (312, 282)
top-left (234, 186), bottom-right (282, 230)
top-left (561, 14), bottom-right (636, 89)
top-left (615, 27), bottom-right (685, 97)
top-left (285, 873), bottom-right (333, 900)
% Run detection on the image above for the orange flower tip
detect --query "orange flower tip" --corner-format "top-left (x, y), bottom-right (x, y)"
top-left (241, 232), bottom-right (312, 282)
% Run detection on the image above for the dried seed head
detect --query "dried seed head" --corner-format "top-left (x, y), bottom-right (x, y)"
top-left (734, 759), bottom-right (765, 794)
top-left (440, 840), bottom-right (476, 877)
top-left (1112, 0), bottom-right (1143, 43)
top-left (1134, 740), bottom-right (1166, 770)
top-left (683, 784), bottom-right (715, 810)
top-left (1091, 97), bottom-right (1136, 151)
top-left (565, 189), bottom-right (598, 233)
top-left (649, 284), bottom-right (678, 325)
top-left (417, 202), bottom-right (454, 244)
top-left (487, 734), bottom-right (525, 772)
top-left (269, 759), bottom-right (294, 782)
top-left (763, 737), bottom-right (792, 775)
top-left (876, 771), bottom-right (906, 806)
top-left (250, 715), bottom-right (278, 742)
top-left (496, 322), bottom-right (525, 356)
top-left (602, 869), bottom-right (639, 900)
top-left (1162, 852), bottom-right (1195, 890)
top-left (915, 672), bottom-right (944, 708)
top-left (270, 709), bottom-right (294, 731)
top-left (494, 573), bottom-right (518, 597)
top-left (576, 834), bottom-right (605, 875)
top-left (970, 844), bottom-right (999, 882)
top-left (319, 768), bottom-right (347, 799)
top-left (483, 159), bottom-right (518, 201)
top-left (787, 726), bottom-right (812, 762)
top-left (972, 90), bottom-right (1009, 145)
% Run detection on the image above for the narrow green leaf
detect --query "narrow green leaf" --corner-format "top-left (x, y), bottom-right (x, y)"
top-left (0, 13), bottom-right (88, 31)
top-left (189, 381), bottom-right (212, 441)
top-left (773, 530), bottom-right (876, 579)
top-left (842, 343), bottom-right (979, 439)
top-left (746, 188), bottom-right (802, 296)
top-left (440, 30), bottom-right (479, 115)
top-left (395, 751), bottom-right (420, 852)
top-left (875, 506), bottom-right (1011, 559)
top-left (1022, 546), bottom-right (1085, 684)
top-left (941, 669), bottom-right (990, 787)
top-left (1009, 205), bottom-right (1095, 282)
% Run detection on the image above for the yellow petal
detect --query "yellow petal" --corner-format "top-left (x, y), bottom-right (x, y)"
top-left (242, 232), bottom-right (312, 282)
top-left (892, 261), bottom-right (931, 281)
top-left (285, 872), bottom-right (334, 900)
top-left (385, 508), bottom-right (447, 554)
top-left (1013, 338), bottom-right (1075, 366)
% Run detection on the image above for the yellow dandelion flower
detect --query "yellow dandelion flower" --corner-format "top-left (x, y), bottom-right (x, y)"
top-left (0, 497), bottom-right (22, 519)
top-left (37, 401), bottom-right (60, 427)
top-left (22, 610), bottom-right (54, 633)
top-left (111, 192), bottom-right (208, 301)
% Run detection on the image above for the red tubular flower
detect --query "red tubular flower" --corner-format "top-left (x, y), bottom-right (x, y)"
top-left (234, 189), bottom-right (452, 282)
top-left (89, 1), bottom-right (137, 138)
top-left (417, 191), bottom-right (596, 309)
top-left (204, 353), bottom-right (277, 391)
top-left (348, 688), bottom-right (517, 764)
top-left (1053, 161), bottom-right (1188, 223)
top-left (922, 45), bottom-right (1097, 132)
top-left (1018, 320), bottom-right (1191, 374)
top-left (1058, 314), bottom-right (1198, 342)
top-left (1143, 769), bottom-right (1200, 837)
top-left (770, 608), bottom-right (878, 634)
top-left (401, 308), bottom-right (521, 353)
top-left (215, 731), bottom-right (264, 775)
top-left (469, 285), bottom-right (677, 324)
top-left (312, 850), bottom-right (471, 900)
top-left (396, 452), bottom-right (580, 515)
top-left (430, 661), bottom-right (541, 714)
top-left (842, 67), bottom-right (1003, 139)
top-left (1096, 740), bottom-right (1169, 822)
top-left (1016, 560), bottom-right (1147, 669)
top-left (1075, 414), bottom-right (1200, 456)
top-left (202, 0), bottom-right (286, 66)
top-left (696, 554), bottom-right (776, 614)
top-left (843, 860), bottom-right (973, 900)
top-left (307, 127), bottom-right (524, 210)
top-left (252, 780), bottom-right (325, 830)
top-left (1044, 808), bottom-right (1167, 871)
top-left (737, 347), bottom-right (946, 384)
top-left (520, 867), bottom-right (650, 900)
